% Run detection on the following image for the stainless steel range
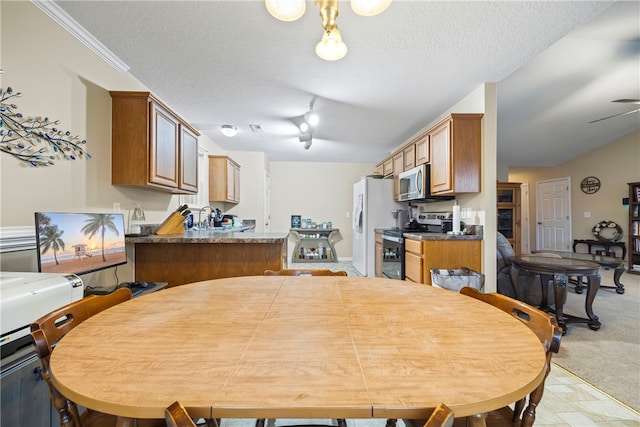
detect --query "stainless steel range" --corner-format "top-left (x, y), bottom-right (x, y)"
top-left (380, 211), bottom-right (458, 280)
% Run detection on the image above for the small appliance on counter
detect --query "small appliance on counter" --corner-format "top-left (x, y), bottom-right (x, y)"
top-left (222, 214), bottom-right (238, 227)
top-left (418, 211), bottom-right (464, 233)
top-left (1, 272), bottom-right (84, 358)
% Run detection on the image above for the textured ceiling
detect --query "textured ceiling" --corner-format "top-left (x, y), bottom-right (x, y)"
top-left (52, 0), bottom-right (639, 166)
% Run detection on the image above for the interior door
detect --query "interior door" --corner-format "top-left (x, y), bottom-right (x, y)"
top-left (264, 171), bottom-right (271, 233)
top-left (536, 177), bottom-right (571, 252)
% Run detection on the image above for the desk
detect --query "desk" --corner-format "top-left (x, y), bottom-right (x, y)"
top-left (510, 256), bottom-right (601, 334)
top-left (50, 276), bottom-right (546, 427)
top-left (572, 239), bottom-right (626, 259)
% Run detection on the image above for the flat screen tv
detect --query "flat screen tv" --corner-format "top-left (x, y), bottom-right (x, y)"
top-left (35, 212), bottom-right (127, 276)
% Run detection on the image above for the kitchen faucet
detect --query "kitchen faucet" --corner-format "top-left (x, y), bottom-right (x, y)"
top-left (198, 206), bottom-right (215, 228)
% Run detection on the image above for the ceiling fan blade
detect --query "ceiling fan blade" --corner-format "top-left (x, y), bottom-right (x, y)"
top-left (588, 108), bottom-right (640, 123)
top-left (612, 99), bottom-right (640, 104)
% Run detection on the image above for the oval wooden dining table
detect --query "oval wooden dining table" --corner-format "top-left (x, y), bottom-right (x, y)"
top-left (49, 276), bottom-right (546, 427)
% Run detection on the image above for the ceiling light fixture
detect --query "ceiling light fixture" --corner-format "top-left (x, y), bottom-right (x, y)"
top-left (221, 124), bottom-right (238, 137)
top-left (265, 0), bottom-right (391, 61)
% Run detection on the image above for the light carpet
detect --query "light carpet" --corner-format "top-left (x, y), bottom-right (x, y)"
top-left (553, 267), bottom-right (640, 411)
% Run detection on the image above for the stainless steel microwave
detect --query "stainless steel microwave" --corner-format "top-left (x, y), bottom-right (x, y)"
top-left (398, 165), bottom-right (428, 201)
top-left (398, 164), bottom-right (454, 202)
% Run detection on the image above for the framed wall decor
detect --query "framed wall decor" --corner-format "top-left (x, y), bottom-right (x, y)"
top-left (580, 176), bottom-right (601, 194)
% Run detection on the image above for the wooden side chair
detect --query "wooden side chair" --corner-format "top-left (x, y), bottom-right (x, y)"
top-left (455, 287), bottom-right (562, 427)
top-left (264, 269), bottom-right (348, 276)
top-left (30, 287), bottom-right (164, 427)
top-left (424, 403), bottom-right (454, 427)
top-left (165, 401), bottom-right (197, 427)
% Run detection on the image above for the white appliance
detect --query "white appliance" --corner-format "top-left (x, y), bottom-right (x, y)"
top-left (353, 177), bottom-right (402, 276)
top-left (1, 272), bottom-right (84, 357)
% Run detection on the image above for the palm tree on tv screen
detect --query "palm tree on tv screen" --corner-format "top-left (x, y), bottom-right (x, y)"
top-left (39, 224), bottom-right (65, 265)
top-left (81, 214), bottom-right (119, 262)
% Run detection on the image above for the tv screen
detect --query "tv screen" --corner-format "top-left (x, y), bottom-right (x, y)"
top-left (35, 212), bottom-right (127, 276)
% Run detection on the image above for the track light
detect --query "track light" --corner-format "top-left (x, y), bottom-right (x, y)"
top-left (221, 124), bottom-right (238, 137)
top-left (303, 140), bottom-right (312, 150)
top-left (265, 0), bottom-right (391, 61)
top-left (304, 111), bottom-right (319, 127)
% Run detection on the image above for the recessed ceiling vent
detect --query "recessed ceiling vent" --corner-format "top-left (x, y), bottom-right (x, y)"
top-left (249, 124), bottom-right (263, 135)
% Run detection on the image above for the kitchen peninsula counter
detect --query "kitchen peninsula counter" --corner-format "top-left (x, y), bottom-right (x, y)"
top-left (127, 230), bottom-right (288, 287)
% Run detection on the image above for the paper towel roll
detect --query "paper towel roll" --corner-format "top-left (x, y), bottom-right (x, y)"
top-left (452, 204), bottom-right (461, 233)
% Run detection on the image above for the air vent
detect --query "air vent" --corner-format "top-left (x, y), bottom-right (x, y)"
top-left (249, 124), bottom-right (263, 135)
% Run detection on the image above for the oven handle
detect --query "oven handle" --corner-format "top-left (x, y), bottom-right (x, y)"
top-left (382, 234), bottom-right (404, 243)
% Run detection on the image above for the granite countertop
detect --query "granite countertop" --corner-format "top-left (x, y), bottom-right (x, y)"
top-left (126, 228), bottom-right (288, 244)
top-left (375, 225), bottom-right (483, 241)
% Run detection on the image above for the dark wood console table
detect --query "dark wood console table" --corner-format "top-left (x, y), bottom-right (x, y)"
top-left (510, 256), bottom-right (601, 334)
top-left (573, 239), bottom-right (626, 259)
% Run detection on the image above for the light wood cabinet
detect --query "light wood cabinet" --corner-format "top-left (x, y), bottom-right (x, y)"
top-left (375, 232), bottom-right (383, 277)
top-left (404, 238), bottom-right (423, 283)
top-left (393, 152), bottom-right (404, 175)
top-left (429, 114), bottom-right (482, 195)
top-left (415, 134), bottom-right (429, 165)
top-left (382, 158), bottom-right (393, 177)
top-left (209, 155), bottom-right (240, 203)
top-left (628, 182), bottom-right (640, 275)
top-left (405, 239), bottom-right (482, 285)
top-left (497, 182), bottom-right (522, 255)
top-left (403, 144), bottom-right (415, 170)
top-left (110, 91), bottom-right (200, 194)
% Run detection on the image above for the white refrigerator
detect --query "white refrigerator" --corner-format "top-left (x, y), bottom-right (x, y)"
top-left (352, 177), bottom-right (402, 277)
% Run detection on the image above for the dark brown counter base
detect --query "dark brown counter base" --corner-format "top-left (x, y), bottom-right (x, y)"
top-left (133, 242), bottom-right (285, 287)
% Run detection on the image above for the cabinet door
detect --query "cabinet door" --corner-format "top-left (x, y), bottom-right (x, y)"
top-left (375, 234), bottom-right (383, 277)
top-left (429, 120), bottom-right (452, 194)
top-left (415, 135), bottom-right (429, 165)
top-left (404, 239), bottom-right (423, 283)
top-left (233, 163), bottom-right (241, 202)
top-left (150, 102), bottom-right (179, 188)
top-left (393, 152), bottom-right (404, 175)
top-left (226, 160), bottom-right (235, 202)
top-left (383, 158), bottom-right (393, 177)
top-left (403, 144), bottom-right (415, 170)
top-left (179, 126), bottom-right (198, 192)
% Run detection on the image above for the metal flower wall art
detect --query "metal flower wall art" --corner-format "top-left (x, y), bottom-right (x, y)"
top-left (0, 70), bottom-right (91, 166)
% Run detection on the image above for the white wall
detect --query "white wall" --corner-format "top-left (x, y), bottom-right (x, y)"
top-left (269, 162), bottom-right (375, 261)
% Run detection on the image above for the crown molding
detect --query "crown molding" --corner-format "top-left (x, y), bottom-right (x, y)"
top-left (32, 0), bottom-right (130, 73)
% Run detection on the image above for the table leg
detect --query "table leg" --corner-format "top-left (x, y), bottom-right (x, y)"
top-left (509, 266), bottom-right (521, 300)
top-left (467, 413), bottom-right (487, 427)
top-left (584, 274), bottom-right (601, 330)
top-left (599, 266), bottom-right (626, 294)
top-left (115, 417), bottom-right (135, 427)
top-left (552, 273), bottom-right (568, 335)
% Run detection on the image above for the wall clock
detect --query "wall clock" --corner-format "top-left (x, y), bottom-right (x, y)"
top-left (580, 176), bottom-right (601, 194)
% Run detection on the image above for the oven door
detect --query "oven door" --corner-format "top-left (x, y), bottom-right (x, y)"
top-left (381, 233), bottom-right (405, 280)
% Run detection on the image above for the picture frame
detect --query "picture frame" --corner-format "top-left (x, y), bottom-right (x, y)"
top-left (291, 215), bottom-right (301, 228)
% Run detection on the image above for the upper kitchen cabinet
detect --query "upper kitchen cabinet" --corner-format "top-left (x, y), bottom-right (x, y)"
top-left (209, 155), bottom-right (240, 203)
top-left (415, 133), bottom-right (429, 165)
top-left (110, 91), bottom-right (200, 194)
top-left (403, 144), bottom-right (415, 170)
top-left (429, 113), bottom-right (482, 195)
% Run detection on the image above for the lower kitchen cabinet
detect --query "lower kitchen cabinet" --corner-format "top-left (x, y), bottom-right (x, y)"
top-left (404, 238), bottom-right (423, 283)
top-left (405, 238), bottom-right (482, 286)
top-left (375, 232), bottom-right (383, 277)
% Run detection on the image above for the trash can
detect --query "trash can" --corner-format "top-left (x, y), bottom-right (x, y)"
top-left (430, 267), bottom-right (485, 292)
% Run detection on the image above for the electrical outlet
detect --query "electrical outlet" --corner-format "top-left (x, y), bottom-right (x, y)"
top-left (584, 211), bottom-right (591, 218)
top-left (113, 202), bottom-right (121, 213)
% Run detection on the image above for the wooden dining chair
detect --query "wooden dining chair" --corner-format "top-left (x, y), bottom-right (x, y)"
top-left (455, 286), bottom-right (562, 427)
top-left (30, 287), bottom-right (164, 427)
top-left (165, 401), bottom-right (197, 427)
top-left (264, 269), bottom-right (348, 276)
top-left (424, 403), bottom-right (454, 427)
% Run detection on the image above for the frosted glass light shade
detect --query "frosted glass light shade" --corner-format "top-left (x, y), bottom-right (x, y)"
top-left (304, 111), bottom-right (320, 126)
top-left (265, 0), bottom-right (306, 21)
top-left (351, 0), bottom-right (391, 16)
top-left (315, 28), bottom-right (347, 61)
top-left (221, 125), bottom-right (238, 137)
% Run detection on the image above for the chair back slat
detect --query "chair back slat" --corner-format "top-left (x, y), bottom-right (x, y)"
top-left (423, 403), bottom-right (454, 427)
